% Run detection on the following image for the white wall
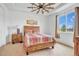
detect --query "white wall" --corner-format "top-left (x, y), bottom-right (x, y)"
top-left (7, 10), bottom-right (48, 33)
top-left (0, 4), bottom-right (8, 47)
top-left (48, 14), bottom-right (56, 37)
top-left (0, 7), bottom-right (5, 47)
top-left (60, 33), bottom-right (74, 47)
top-left (6, 10), bottom-right (49, 43)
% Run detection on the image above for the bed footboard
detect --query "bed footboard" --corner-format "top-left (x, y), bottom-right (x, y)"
top-left (24, 38), bottom-right (56, 55)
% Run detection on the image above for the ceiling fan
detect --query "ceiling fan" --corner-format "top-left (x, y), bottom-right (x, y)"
top-left (27, 3), bottom-right (55, 14)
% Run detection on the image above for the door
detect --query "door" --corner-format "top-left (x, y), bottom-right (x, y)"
top-left (74, 7), bottom-right (79, 55)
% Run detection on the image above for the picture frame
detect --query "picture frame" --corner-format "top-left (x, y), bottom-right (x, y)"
top-left (27, 20), bottom-right (37, 25)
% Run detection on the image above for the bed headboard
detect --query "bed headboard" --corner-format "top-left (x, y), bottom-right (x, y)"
top-left (24, 26), bottom-right (40, 35)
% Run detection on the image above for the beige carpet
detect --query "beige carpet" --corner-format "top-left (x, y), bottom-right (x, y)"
top-left (0, 43), bottom-right (26, 56)
top-left (0, 43), bottom-right (74, 56)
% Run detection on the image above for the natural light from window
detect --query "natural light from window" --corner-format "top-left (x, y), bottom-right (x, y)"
top-left (58, 11), bottom-right (75, 33)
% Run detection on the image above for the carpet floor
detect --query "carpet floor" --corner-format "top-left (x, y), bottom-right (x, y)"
top-left (0, 43), bottom-right (74, 56)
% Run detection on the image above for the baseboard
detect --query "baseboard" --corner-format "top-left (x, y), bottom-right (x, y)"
top-left (0, 42), bottom-right (11, 48)
top-left (0, 43), bottom-right (6, 48)
top-left (55, 39), bottom-right (73, 48)
top-left (6, 42), bottom-right (11, 44)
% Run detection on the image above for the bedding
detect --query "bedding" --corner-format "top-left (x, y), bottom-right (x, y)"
top-left (23, 26), bottom-right (55, 55)
top-left (24, 33), bottom-right (53, 48)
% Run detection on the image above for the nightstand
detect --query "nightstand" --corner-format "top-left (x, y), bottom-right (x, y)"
top-left (12, 33), bottom-right (23, 44)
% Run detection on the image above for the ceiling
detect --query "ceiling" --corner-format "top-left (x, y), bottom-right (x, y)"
top-left (4, 3), bottom-right (75, 15)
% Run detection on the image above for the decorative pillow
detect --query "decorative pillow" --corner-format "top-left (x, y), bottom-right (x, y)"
top-left (26, 30), bottom-right (32, 34)
top-left (34, 32), bottom-right (40, 34)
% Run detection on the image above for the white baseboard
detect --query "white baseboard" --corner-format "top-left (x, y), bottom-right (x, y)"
top-left (0, 43), bottom-right (6, 47)
top-left (0, 42), bottom-right (11, 48)
top-left (55, 39), bottom-right (73, 48)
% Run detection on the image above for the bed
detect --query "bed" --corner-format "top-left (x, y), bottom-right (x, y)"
top-left (23, 25), bottom-right (56, 55)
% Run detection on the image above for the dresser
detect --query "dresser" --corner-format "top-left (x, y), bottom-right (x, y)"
top-left (12, 33), bottom-right (23, 44)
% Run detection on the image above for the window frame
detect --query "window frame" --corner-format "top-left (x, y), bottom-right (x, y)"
top-left (57, 10), bottom-right (75, 33)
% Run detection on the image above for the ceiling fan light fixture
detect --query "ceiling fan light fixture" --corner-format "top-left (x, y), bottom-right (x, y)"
top-left (27, 3), bottom-right (55, 14)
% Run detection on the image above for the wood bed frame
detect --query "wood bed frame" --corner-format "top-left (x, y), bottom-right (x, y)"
top-left (23, 25), bottom-right (56, 55)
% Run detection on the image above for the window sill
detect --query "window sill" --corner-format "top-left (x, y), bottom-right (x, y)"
top-left (59, 32), bottom-right (74, 34)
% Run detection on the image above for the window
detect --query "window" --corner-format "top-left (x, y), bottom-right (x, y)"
top-left (67, 12), bottom-right (75, 32)
top-left (58, 11), bottom-right (75, 33)
top-left (59, 15), bottom-right (66, 32)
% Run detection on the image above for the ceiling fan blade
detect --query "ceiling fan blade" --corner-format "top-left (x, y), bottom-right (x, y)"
top-left (49, 3), bottom-right (55, 5)
top-left (45, 10), bottom-right (49, 13)
top-left (43, 8), bottom-right (49, 13)
top-left (38, 3), bottom-right (42, 5)
top-left (31, 3), bottom-right (38, 7)
top-left (36, 9), bottom-right (40, 14)
top-left (31, 8), bottom-right (39, 12)
top-left (44, 3), bottom-right (55, 7)
top-left (46, 7), bottom-right (54, 9)
top-left (41, 10), bottom-right (44, 14)
top-left (42, 3), bottom-right (45, 6)
top-left (27, 7), bottom-right (37, 8)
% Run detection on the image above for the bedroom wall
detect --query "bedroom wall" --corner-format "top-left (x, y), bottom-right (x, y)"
top-left (0, 7), bottom-right (5, 47)
top-left (0, 4), bottom-right (8, 47)
top-left (6, 10), bottom-right (49, 43)
top-left (7, 10), bottom-right (49, 33)
top-left (47, 14), bottom-right (56, 37)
